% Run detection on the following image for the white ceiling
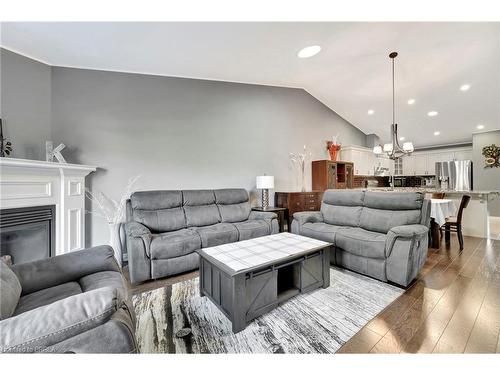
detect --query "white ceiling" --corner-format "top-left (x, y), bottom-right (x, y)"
top-left (1, 22), bottom-right (499, 147)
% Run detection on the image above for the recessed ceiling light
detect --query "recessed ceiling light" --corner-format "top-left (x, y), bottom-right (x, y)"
top-left (427, 111), bottom-right (438, 117)
top-left (477, 124), bottom-right (485, 130)
top-left (407, 99), bottom-right (415, 105)
top-left (367, 109), bottom-right (375, 115)
top-left (434, 131), bottom-right (440, 136)
top-left (297, 45), bottom-right (321, 58)
top-left (460, 84), bottom-right (471, 91)
top-left (400, 136), bottom-right (405, 141)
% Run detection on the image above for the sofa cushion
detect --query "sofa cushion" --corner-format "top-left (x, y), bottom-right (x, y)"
top-left (133, 207), bottom-right (186, 233)
top-left (149, 229), bottom-right (201, 259)
top-left (322, 190), bottom-right (365, 206)
top-left (2, 287), bottom-right (119, 353)
top-left (183, 190), bottom-right (216, 206)
top-left (359, 207), bottom-right (421, 234)
top-left (194, 223), bottom-right (239, 248)
top-left (335, 227), bottom-right (387, 259)
top-left (233, 220), bottom-right (270, 241)
top-left (300, 222), bottom-right (344, 245)
top-left (215, 189), bottom-right (250, 222)
top-left (131, 190), bottom-right (186, 233)
top-left (183, 190), bottom-right (221, 227)
top-left (13, 281), bottom-right (82, 316)
top-left (131, 190), bottom-right (182, 210)
top-left (214, 189), bottom-right (249, 205)
top-left (0, 262), bottom-right (22, 320)
top-left (321, 204), bottom-right (362, 227)
top-left (215, 189), bottom-right (251, 223)
top-left (363, 191), bottom-right (424, 210)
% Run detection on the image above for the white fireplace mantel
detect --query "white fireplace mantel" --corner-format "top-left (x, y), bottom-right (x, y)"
top-left (0, 157), bottom-right (96, 255)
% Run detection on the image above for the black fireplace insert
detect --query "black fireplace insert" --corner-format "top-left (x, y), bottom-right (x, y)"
top-left (0, 205), bottom-right (55, 265)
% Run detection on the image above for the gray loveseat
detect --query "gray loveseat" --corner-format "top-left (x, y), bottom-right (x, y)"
top-left (0, 245), bottom-right (137, 353)
top-left (124, 188), bottom-right (279, 285)
top-left (292, 190), bottom-right (430, 287)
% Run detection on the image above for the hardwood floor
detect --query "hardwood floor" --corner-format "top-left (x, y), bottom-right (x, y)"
top-left (338, 234), bottom-right (500, 354)
top-left (124, 233), bottom-right (500, 354)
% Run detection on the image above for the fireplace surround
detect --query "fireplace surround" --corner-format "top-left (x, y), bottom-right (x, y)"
top-left (0, 157), bottom-right (96, 256)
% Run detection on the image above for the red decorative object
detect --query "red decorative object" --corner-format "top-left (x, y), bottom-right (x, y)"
top-left (326, 141), bottom-right (341, 161)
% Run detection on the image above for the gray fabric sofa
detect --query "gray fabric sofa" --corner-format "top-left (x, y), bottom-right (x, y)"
top-left (0, 245), bottom-right (137, 353)
top-left (291, 190), bottom-right (430, 287)
top-left (124, 188), bottom-right (279, 285)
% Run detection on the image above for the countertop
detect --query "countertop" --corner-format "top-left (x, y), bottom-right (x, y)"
top-left (354, 187), bottom-right (499, 195)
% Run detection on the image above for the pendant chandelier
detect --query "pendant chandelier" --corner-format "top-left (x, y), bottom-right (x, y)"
top-left (373, 52), bottom-right (414, 159)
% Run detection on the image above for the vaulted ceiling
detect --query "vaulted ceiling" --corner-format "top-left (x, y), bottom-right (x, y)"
top-left (2, 22), bottom-right (499, 147)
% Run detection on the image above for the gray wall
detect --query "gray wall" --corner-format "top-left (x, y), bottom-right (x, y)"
top-left (472, 130), bottom-right (500, 216)
top-left (50, 67), bottom-right (367, 246)
top-left (0, 49), bottom-right (51, 160)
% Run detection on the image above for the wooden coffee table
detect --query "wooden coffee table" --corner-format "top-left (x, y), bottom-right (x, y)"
top-left (197, 232), bottom-right (331, 333)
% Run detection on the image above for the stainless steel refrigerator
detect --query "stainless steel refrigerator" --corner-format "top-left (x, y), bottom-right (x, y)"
top-left (435, 160), bottom-right (473, 191)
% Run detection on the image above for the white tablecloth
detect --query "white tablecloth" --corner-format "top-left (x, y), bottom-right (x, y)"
top-left (430, 199), bottom-right (458, 226)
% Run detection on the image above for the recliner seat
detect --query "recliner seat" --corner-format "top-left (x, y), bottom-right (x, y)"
top-left (292, 190), bottom-right (430, 287)
top-left (124, 188), bottom-right (279, 284)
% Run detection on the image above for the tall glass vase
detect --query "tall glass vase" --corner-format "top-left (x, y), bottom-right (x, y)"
top-left (301, 163), bottom-right (306, 192)
top-left (108, 222), bottom-right (122, 267)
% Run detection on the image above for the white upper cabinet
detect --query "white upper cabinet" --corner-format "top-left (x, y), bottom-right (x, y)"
top-left (403, 155), bottom-right (415, 175)
top-left (341, 145), bottom-right (472, 177)
top-left (453, 150), bottom-right (473, 161)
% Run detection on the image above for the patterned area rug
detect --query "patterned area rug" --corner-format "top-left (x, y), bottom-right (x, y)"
top-left (132, 267), bottom-right (403, 353)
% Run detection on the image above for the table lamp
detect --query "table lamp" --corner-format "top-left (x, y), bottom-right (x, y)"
top-left (256, 175), bottom-right (274, 210)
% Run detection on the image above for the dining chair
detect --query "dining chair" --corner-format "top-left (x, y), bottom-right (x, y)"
top-left (440, 195), bottom-right (471, 250)
top-left (432, 192), bottom-right (446, 199)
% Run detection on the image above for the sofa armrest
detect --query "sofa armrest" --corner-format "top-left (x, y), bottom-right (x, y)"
top-left (12, 246), bottom-right (120, 295)
top-left (0, 287), bottom-right (119, 353)
top-left (388, 224), bottom-right (429, 239)
top-left (124, 221), bottom-right (151, 238)
top-left (293, 211), bottom-right (324, 226)
top-left (248, 211), bottom-right (279, 234)
top-left (385, 224), bottom-right (429, 287)
top-left (291, 211), bottom-right (324, 235)
top-left (124, 221), bottom-right (152, 285)
top-left (248, 211), bottom-right (277, 221)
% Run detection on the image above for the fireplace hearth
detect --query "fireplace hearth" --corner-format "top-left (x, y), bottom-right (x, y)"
top-left (0, 205), bottom-right (55, 265)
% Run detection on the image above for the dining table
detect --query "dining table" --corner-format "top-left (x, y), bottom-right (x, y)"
top-left (429, 198), bottom-right (458, 248)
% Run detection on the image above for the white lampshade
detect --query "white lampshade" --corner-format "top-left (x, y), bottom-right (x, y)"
top-left (373, 145), bottom-right (383, 155)
top-left (383, 143), bottom-right (393, 153)
top-left (256, 175), bottom-right (274, 189)
top-left (403, 142), bottom-right (414, 152)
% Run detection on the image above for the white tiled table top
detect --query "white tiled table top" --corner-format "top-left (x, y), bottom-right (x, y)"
top-left (199, 232), bottom-right (331, 273)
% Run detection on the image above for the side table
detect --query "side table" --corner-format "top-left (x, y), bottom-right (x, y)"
top-left (251, 206), bottom-right (288, 232)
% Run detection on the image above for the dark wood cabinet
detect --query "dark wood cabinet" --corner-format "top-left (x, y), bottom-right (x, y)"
top-left (275, 191), bottom-right (323, 229)
top-left (312, 160), bottom-right (354, 191)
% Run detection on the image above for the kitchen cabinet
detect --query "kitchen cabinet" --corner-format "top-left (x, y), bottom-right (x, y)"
top-left (341, 146), bottom-right (375, 176)
top-left (341, 145), bottom-right (472, 177)
top-left (453, 150), bottom-right (472, 161)
top-left (403, 155), bottom-right (415, 176)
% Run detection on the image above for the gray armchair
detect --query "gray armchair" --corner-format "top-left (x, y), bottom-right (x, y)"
top-left (0, 246), bottom-right (136, 353)
top-left (292, 190), bottom-right (430, 287)
top-left (125, 188), bottom-right (279, 285)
